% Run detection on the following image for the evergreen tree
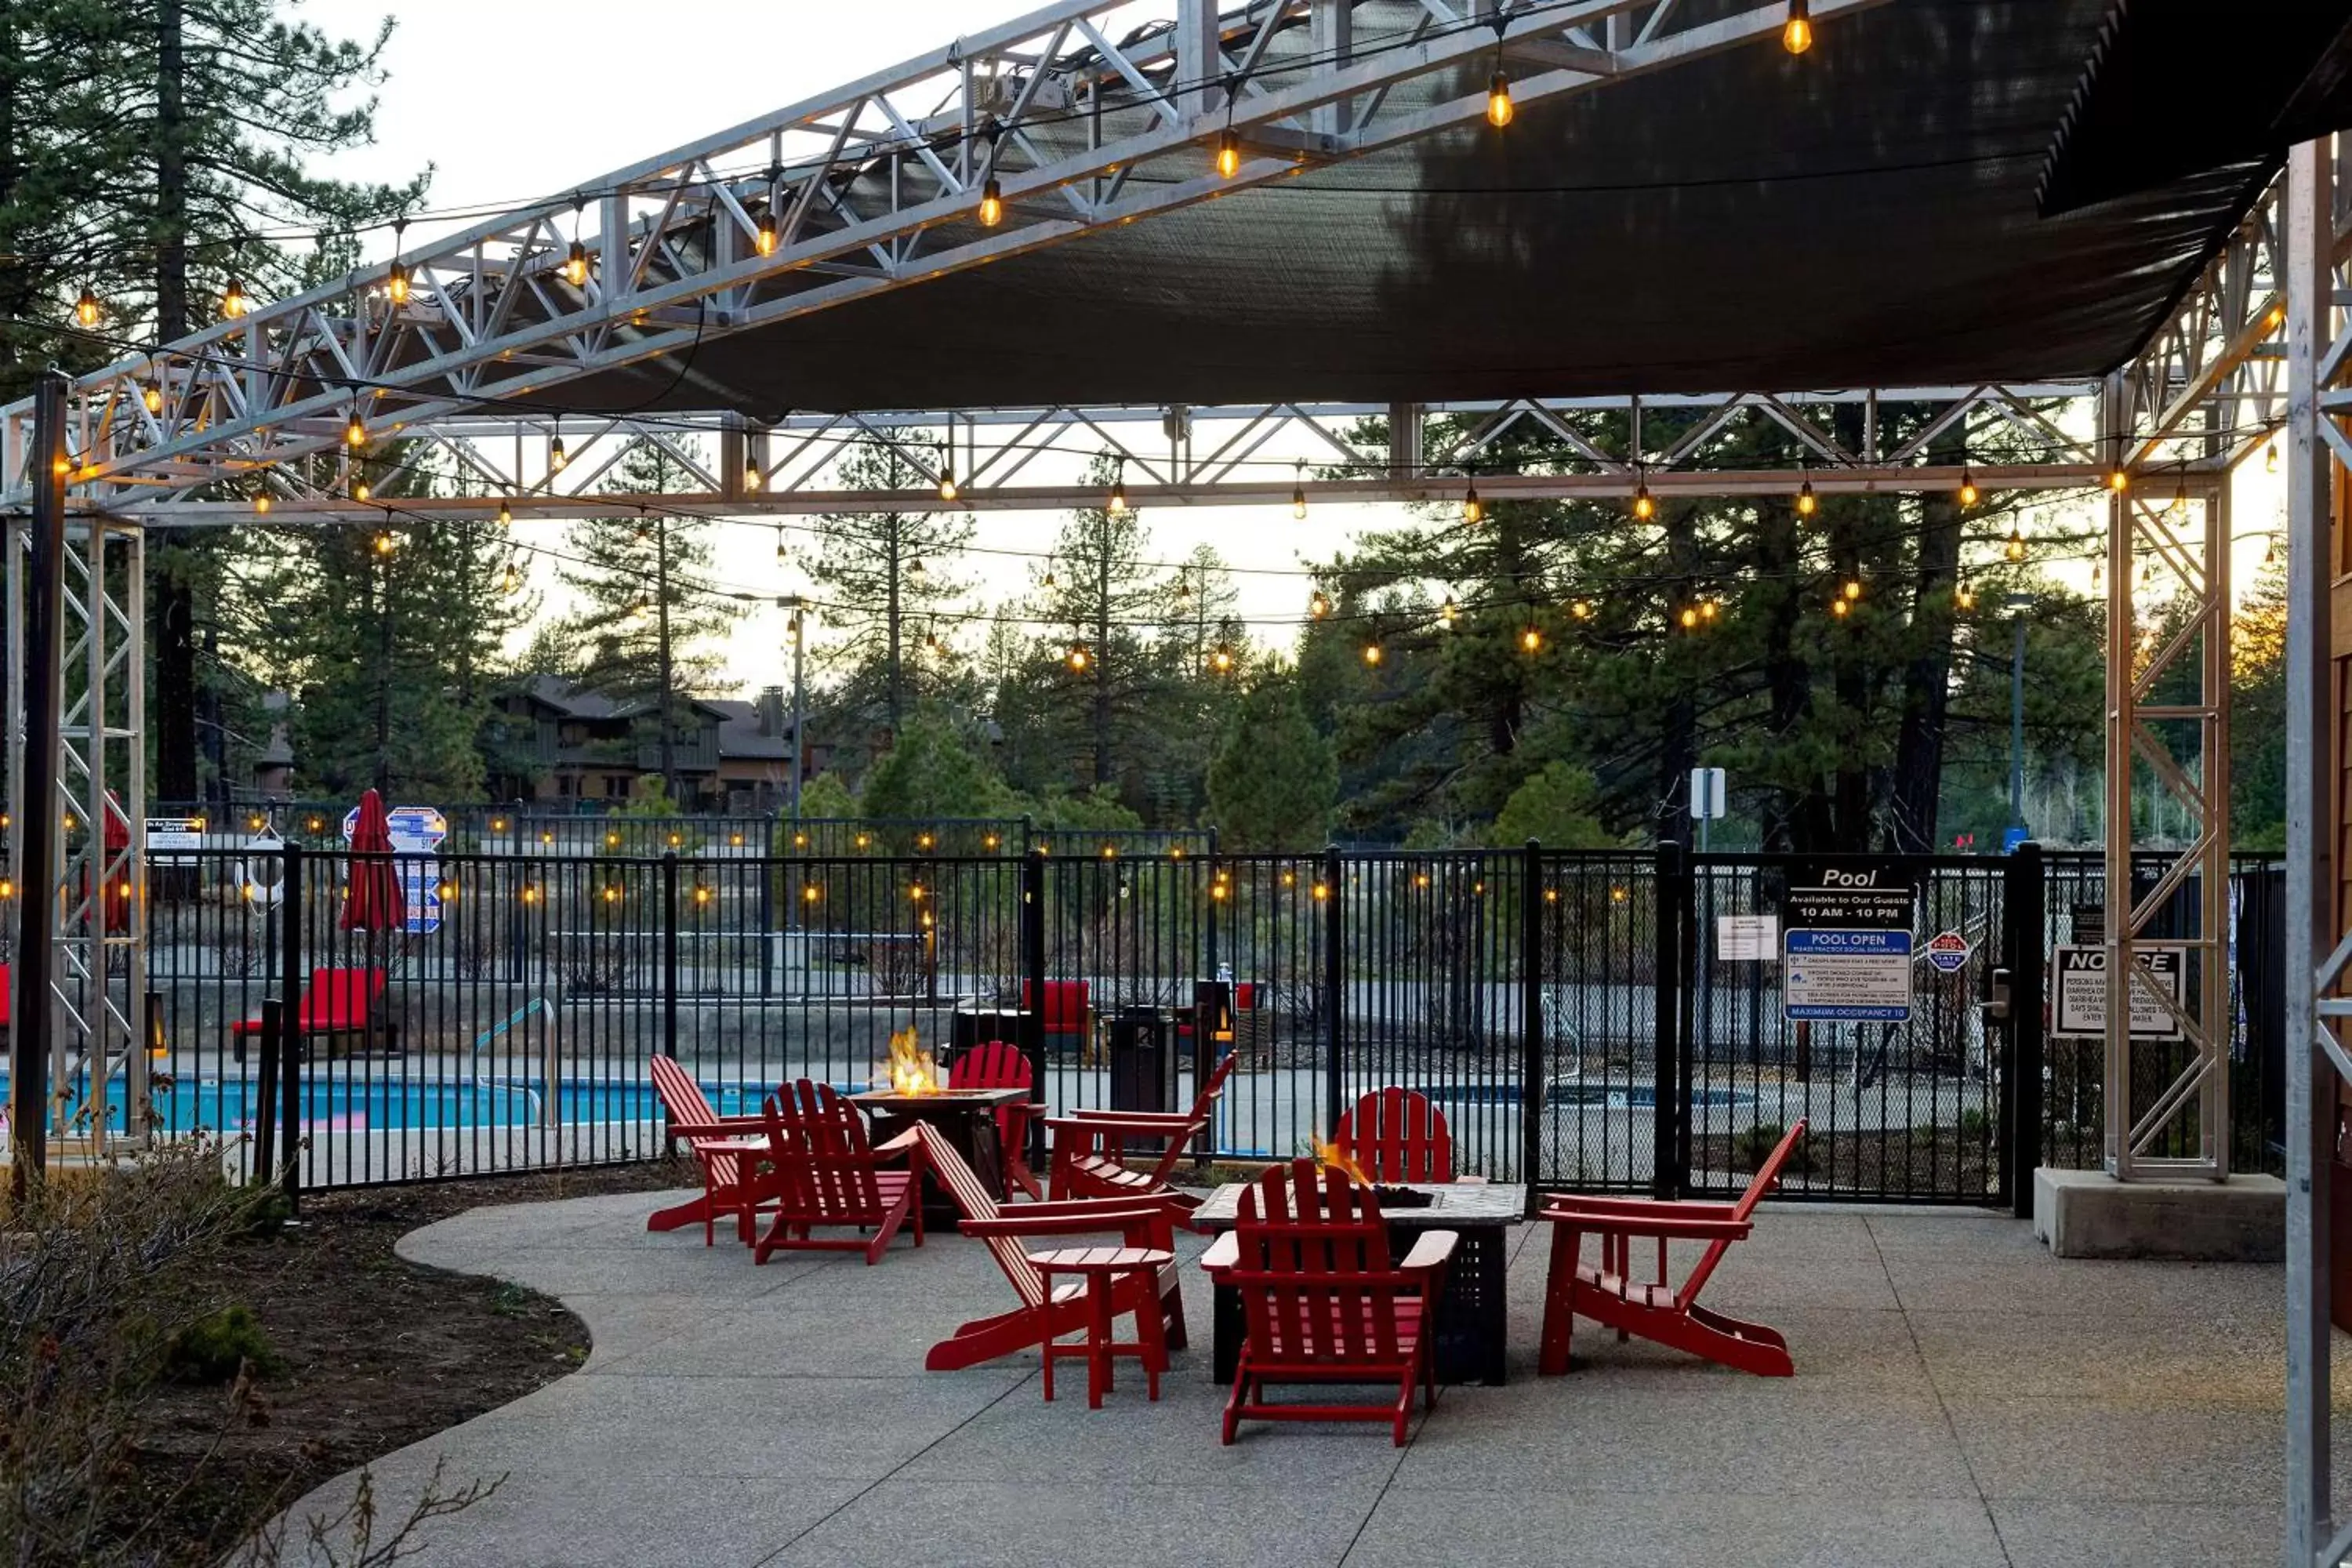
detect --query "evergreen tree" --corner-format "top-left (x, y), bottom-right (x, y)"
top-left (859, 708), bottom-right (1007, 837)
top-left (1034, 460), bottom-right (1181, 796)
top-left (557, 445), bottom-right (741, 795)
top-left (1207, 676), bottom-right (1337, 851)
top-left (800, 437), bottom-right (975, 739)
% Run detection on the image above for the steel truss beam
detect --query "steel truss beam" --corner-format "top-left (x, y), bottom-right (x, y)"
top-left (5, 510), bottom-right (147, 1158)
top-left (0, 0), bottom-right (1896, 506)
top-left (106, 383), bottom-right (2107, 526)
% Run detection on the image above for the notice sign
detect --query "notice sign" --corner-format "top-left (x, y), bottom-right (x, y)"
top-left (1783, 866), bottom-right (1917, 1023)
top-left (147, 816), bottom-right (205, 866)
top-left (2053, 944), bottom-right (2186, 1040)
top-left (1923, 931), bottom-right (1973, 975)
top-left (1717, 914), bottom-right (1779, 961)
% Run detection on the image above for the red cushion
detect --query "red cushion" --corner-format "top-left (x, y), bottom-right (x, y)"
top-left (1020, 979), bottom-right (1087, 1033)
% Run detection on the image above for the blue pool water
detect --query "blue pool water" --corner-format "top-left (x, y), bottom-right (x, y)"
top-left (1427, 1083), bottom-right (1757, 1110)
top-left (0, 1073), bottom-right (813, 1134)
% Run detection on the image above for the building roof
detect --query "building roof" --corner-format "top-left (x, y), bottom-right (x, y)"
top-left (702, 698), bottom-right (793, 763)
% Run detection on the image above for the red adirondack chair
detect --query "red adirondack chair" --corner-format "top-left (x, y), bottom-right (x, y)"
top-left (1334, 1087), bottom-right (1463, 1183)
top-left (1200, 1160), bottom-right (1455, 1446)
top-left (1537, 1117), bottom-right (1809, 1377)
top-left (645, 1054), bottom-right (773, 1243)
top-left (906, 1120), bottom-right (1189, 1374)
top-left (946, 1038), bottom-right (1042, 1200)
top-left (1045, 1050), bottom-right (1237, 1211)
top-left (229, 967), bottom-right (392, 1059)
top-left (1021, 979), bottom-right (1095, 1061)
top-left (753, 1080), bottom-right (926, 1265)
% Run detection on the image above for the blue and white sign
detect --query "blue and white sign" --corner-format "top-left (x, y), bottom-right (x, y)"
top-left (342, 804), bottom-right (448, 935)
top-left (1923, 930), bottom-right (1974, 975)
top-left (1784, 928), bottom-right (1915, 1021)
top-left (2002, 826), bottom-right (2029, 854)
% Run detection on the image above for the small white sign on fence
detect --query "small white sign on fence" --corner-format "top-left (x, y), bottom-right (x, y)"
top-left (1717, 914), bottom-right (1779, 961)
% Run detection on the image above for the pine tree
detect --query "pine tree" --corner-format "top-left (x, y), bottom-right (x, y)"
top-left (557, 445), bottom-right (741, 796)
top-left (1207, 675), bottom-right (1336, 851)
top-left (799, 437), bottom-right (975, 739)
top-left (1035, 459), bottom-right (1181, 793)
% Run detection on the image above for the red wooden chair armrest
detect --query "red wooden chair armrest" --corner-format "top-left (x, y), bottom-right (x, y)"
top-left (1045, 1112), bottom-right (1202, 1138)
top-left (1062, 1108), bottom-right (1205, 1130)
top-left (1003, 1195), bottom-right (1182, 1222)
top-left (1398, 1229), bottom-right (1459, 1274)
top-left (1541, 1210), bottom-right (1753, 1242)
top-left (873, 1126), bottom-right (925, 1160)
top-left (958, 1206), bottom-right (1174, 1240)
top-left (1200, 1231), bottom-right (1239, 1272)
top-left (1540, 1193), bottom-right (1740, 1220)
top-left (667, 1114), bottom-right (768, 1140)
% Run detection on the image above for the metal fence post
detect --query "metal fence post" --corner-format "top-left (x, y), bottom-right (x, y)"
top-left (1323, 844), bottom-right (1345, 1139)
top-left (2006, 839), bottom-right (2047, 1219)
top-left (1021, 847), bottom-right (1047, 1167)
top-left (1522, 838), bottom-right (1546, 1204)
top-left (1653, 839), bottom-right (1684, 1199)
top-left (661, 849), bottom-right (681, 1070)
top-left (254, 997), bottom-right (282, 1189)
top-left (278, 842), bottom-right (303, 1195)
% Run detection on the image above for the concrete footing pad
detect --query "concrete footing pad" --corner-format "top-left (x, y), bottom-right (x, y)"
top-left (2033, 1167), bottom-right (2285, 1260)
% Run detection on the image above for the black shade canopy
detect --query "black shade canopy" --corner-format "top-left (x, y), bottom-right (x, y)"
top-left (542, 0), bottom-right (2281, 419)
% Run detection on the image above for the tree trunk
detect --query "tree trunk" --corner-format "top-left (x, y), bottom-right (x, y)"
top-left (1755, 510), bottom-right (1819, 852)
top-left (153, 0), bottom-right (201, 800)
top-left (657, 518), bottom-right (675, 797)
top-left (1828, 405), bottom-right (1871, 848)
top-left (884, 515), bottom-right (902, 738)
top-left (1889, 482), bottom-right (1962, 852)
top-left (1093, 527), bottom-right (1111, 788)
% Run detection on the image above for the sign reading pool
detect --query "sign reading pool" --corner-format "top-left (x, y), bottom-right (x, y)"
top-left (342, 804), bottom-right (448, 935)
top-left (1781, 864), bottom-right (1917, 1023)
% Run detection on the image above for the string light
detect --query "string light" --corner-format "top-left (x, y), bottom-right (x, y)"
top-left (1521, 626), bottom-right (1542, 654)
top-left (372, 528), bottom-right (396, 555)
top-left (1362, 641), bottom-right (1383, 666)
top-left (775, 524), bottom-right (786, 562)
top-left (1210, 644), bottom-right (1235, 673)
top-left (141, 379), bottom-right (162, 416)
top-left (1216, 128), bottom-right (1241, 179)
top-left (1700, 596), bottom-right (1720, 621)
top-left (1958, 467), bottom-right (1979, 508)
top-left (757, 168), bottom-right (782, 252)
top-left (938, 445), bottom-right (957, 503)
top-left (1309, 587), bottom-right (1331, 619)
top-left (2107, 466), bottom-right (2129, 494)
top-left (1632, 480), bottom-right (1656, 522)
top-left (74, 287), bottom-right (100, 328)
top-left (253, 492), bottom-right (271, 516)
top-left (630, 595), bottom-right (652, 622)
top-left (1570, 599), bottom-right (1592, 620)
top-left (1843, 577), bottom-right (1863, 601)
top-left (1831, 596), bottom-right (1849, 618)
top-left (1679, 604), bottom-right (1700, 630)
top-left (978, 175), bottom-right (1004, 227)
top-left (1461, 479), bottom-right (1483, 524)
top-left (1486, 67), bottom-right (1514, 128)
top-left (743, 449), bottom-right (761, 492)
top-left (1955, 577), bottom-right (1976, 611)
top-left (387, 257), bottom-right (411, 305)
top-left (220, 277), bottom-right (247, 318)
top-left (2267, 440), bottom-right (2280, 474)
top-left (498, 499), bottom-right (513, 527)
top-left (1292, 463), bottom-right (1307, 521)
top-left (564, 198), bottom-right (590, 287)
top-left (1042, 564), bottom-right (1057, 590)
top-left (550, 430), bottom-right (568, 471)
top-left (909, 557), bottom-right (926, 579)
top-left (2091, 560), bottom-right (2104, 591)
top-left (1795, 477), bottom-right (1817, 518)
top-left (2265, 535), bottom-right (2279, 568)
top-left (1107, 462), bottom-right (1129, 515)
top-left (1440, 595), bottom-right (1460, 626)
top-left (502, 564), bottom-right (521, 594)
top-left (2005, 521), bottom-right (2027, 562)
top-left (1067, 644), bottom-right (1089, 671)
top-left (350, 475), bottom-right (370, 503)
top-left (344, 408), bottom-right (367, 448)
top-left (1783, 0), bottom-right (1813, 54)
top-left (2169, 479), bottom-right (2190, 518)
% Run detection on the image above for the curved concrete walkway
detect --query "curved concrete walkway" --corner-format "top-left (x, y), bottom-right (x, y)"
top-left (278, 1186), bottom-right (2330, 1567)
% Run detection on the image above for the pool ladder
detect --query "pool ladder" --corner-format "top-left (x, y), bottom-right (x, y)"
top-left (470, 995), bottom-right (561, 1129)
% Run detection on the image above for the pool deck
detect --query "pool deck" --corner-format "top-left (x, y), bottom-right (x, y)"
top-left (280, 1187), bottom-right (2344, 1567)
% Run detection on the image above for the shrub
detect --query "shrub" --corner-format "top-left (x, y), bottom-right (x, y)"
top-left (165, 1303), bottom-right (282, 1385)
top-left (1733, 1121), bottom-right (1817, 1176)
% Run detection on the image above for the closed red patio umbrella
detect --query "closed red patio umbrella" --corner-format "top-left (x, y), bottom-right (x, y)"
top-left (341, 788), bottom-right (405, 934)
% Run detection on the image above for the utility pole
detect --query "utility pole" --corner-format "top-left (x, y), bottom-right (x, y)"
top-left (2006, 592), bottom-right (2031, 839)
top-left (782, 597), bottom-right (806, 820)
top-left (373, 539), bottom-right (391, 793)
top-left (1094, 510), bottom-right (1112, 786)
top-left (656, 515), bottom-right (676, 798)
top-left (885, 514), bottom-right (903, 737)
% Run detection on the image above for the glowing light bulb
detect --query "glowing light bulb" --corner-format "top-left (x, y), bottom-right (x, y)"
top-left (1441, 596), bottom-right (1460, 625)
top-left (74, 287), bottom-right (100, 327)
top-left (1958, 469), bottom-right (1979, 508)
top-left (221, 278), bottom-right (246, 318)
top-left (630, 597), bottom-right (651, 622)
top-left (978, 176), bottom-right (1003, 228)
top-left (1211, 645), bottom-right (1235, 673)
top-left (1632, 483), bottom-right (1656, 522)
top-left (1216, 129), bottom-right (1240, 179)
top-left (756, 212), bottom-right (779, 254)
top-left (254, 493), bottom-right (271, 516)
top-left (141, 380), bottom-right (163, 415)
top-left (1292, 468), bottom-right (1308, 521)
top-left (1831, 597), bottom-right (1849, 618)
top-left (1521, 626), bottom-right (1542, 654)
top-left (1783, 0), bottom-right (1813, 54)
top-left (1107, 470), bottom-right (1129, 514)
top-left (373, 529), bottom-right (396, 554)
top-left (550, 435), bottom-right (568, 472)
top-left (345, 410), bottom-right (367, 448)
top-left (1363, 643), bottom-right (1382, 666)
top-left (1701, 597), bottom-right (1719, 620)
top-left (743, 452), bottom-right (760, 492)
top-left (1486, 70), bottom-right (1514, 128)
top-left (938, 456), bottom-right (957, 503)
top-left (1309, 589), bottom-right (1330, 619)
top-left (2267, 440), bottom-right (2280, 474)
top-left (498, 499), bottom-right (513, 527)
top-left (387, 260), bottom-right (410, 305)
top-left (1955, 579), bottom-right (1976, 610)
top-left (1795, 479), bottom-right (1817, 517)
top-left (564, 238), bottom-right (589, 287)
top-left (2107, 467), bottom-right (2129, 494)
top-left (352, 477), bottom-right (371, 503)
top-left (1679, 605), bottom-right (1699, 630)
top-left (1843, 578), bottom-right (1862, 600)
top-left (1570, 599), bottom-right (1592, 620)
top-left (1068, 645), bottom-right (1088, 671)
top-left (1462, 481), bottom-right (1483, 524)
top-left (503, 564), bottom-right (521, 593)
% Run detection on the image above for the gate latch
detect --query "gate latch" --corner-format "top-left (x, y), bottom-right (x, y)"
top-left (1980, 966), bottom-right (2013, 1026)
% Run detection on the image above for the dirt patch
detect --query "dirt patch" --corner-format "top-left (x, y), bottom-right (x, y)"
top-left (114, 1159), bottom-right (694, 1566)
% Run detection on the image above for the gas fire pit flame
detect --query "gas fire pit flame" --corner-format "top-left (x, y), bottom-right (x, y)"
top-left (884, 1026), bottom-right (939, 1095)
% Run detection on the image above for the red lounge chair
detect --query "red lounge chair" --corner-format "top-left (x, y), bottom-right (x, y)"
top-left (1021, 978), bottom-right (1094, 1061)
top-left (752, 1080), bottom-right (925, 1265)
top-left (1537, 1117), bottom-right (1809, 1378)
top-left (906, 1120), bottom-right (1189, 1375)
top-left (228, 967), bottom-right (390, 1058)
top-left (1045, 1050), bottom-right (1238, 1211)
top-left (1200, 1159), bottom-right (1455, 1446)
top-left (1335, 1087), bottom-right (1461, 1183)
top-left (946, 1039), bottom-right (1043, 1200)
top-left (646, 1054), bottom-right (773, 1243)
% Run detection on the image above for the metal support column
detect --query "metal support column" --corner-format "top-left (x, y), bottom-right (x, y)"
top-left (8, 372), bottom-right (65, 1189)
top-left (2284, 134), bottom-right (2340, 1568)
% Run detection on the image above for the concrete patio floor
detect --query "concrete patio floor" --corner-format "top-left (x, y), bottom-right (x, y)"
top-left (285, 1187), bottom-right (2344, 1567)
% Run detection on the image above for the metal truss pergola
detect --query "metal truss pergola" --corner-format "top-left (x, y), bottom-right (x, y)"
top-left (0, 0), bottom-right (2303, 1294)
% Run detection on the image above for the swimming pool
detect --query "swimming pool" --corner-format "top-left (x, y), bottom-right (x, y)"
top-left (0, 1073), bottom-right (826, 1134)
top-left (1425, 1082), bottom-right (1757, 1110)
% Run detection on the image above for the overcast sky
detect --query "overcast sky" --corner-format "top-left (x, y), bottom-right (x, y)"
top-left (297, 0), bottom-right (2280, 695)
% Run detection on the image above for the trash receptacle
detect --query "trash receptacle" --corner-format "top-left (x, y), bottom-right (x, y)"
top-left (1107, 1007), bottom-right (1174, 1116)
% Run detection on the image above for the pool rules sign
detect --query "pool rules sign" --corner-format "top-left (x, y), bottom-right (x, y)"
top-left (1781, 866), bottom-right (1918, 1023)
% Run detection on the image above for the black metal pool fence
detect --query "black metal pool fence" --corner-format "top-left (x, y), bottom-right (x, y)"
top-left (109, 837), bottom-right (2280, 1207)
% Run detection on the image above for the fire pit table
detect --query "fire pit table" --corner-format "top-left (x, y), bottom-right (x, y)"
top-left (1190, 1180), bottom-right (1527, 1385)
top-left (850, 1087), bottom-right (1031, 1228)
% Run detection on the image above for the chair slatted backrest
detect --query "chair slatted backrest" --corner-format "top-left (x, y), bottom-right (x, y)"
top-left (1021, 979), bottom-right (1090, 1035)
top-left (764, 1080), bottom-right (887, 1218)
top-left (1336, 1087), bottom-right (1454, 1183)
top-left (948, 1040), bottom-right (1033, 1149)
top-left (905, 1122), bottom-right (1048, 1307)
top-left (1142, 1050), bottom-right (1241, 1185)
top-left (1682, 1117), bottom-right (1809, 1301)
top-left (649, 1054), bottom-right (720, 1126)
top-left (1230, 1160), bottom-right (1413, 1368)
